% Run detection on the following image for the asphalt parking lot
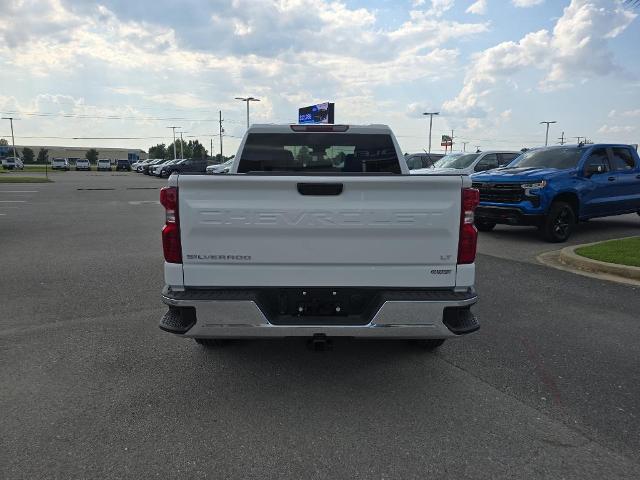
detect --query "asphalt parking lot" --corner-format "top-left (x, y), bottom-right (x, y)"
top-left (1, 172), bottom-right (639, 479)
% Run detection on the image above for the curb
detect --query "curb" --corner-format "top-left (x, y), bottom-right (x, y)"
top-left (558, 238), bottom-right (640, 281)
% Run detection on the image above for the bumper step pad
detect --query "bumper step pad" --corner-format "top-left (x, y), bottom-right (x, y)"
top-left (159, 307), bottom-right (196, 334)
top-left (443, 307), bottom-right (480, 335)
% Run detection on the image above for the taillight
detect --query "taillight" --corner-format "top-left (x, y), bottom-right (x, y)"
top-left (160, 187), bottom-right (182, 263)
top-left (458, 188), bottom-right (480, 264)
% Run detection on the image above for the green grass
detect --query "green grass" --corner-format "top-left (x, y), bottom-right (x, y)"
top-left (575, 237), bottom-right (640, 267)
top-left (24, 165), bottom-right (64, 172)
top-left (0, 176), bottom-right (53, 183)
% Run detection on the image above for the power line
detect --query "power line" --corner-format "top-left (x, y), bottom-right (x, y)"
top-left (0, 109), bottom-right (247, 124)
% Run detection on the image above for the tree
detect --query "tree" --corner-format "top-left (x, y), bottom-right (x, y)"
top-left (37, 148), bottom-right (49, 164)
top-left (86, 148), bottom-right (99, 163)
top-left (296, 145), bottom-right (312, 164)
top-left (22, 147), bottom-right (34, 163)
top-left (148, 143), bottom-right (167, 159)
top-left (191, 140), bottom-right (207, 159)
top-left (0, 138), bottom-right (8, 146)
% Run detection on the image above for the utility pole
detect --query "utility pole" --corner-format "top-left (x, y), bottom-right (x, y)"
top-left (422, 112), bottom-right (440, 154)
top-left (179, 131), bottom-right (186, 159)
top-left (1, 116), bottom-right (17, 159)
top-left (210, 137), bottom-right (213, 160)
top-left (462, 141), bottom-right (468, 152)
top-left (573, 136), bottom-right (583, 145)
top-left (219, 110), bottom-right (224, 159)
top-left (235, 97), bottom-right (260, 129)
top-left (167, 126), bottom-right (181, 159)
top-left (450, 129), bottom-right (454, 152)
top-left (540, 120), bottom-right (557, 146)
top-left (557, 131), bottom-right (566, 145)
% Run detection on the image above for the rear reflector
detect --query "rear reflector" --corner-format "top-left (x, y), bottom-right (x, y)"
top-left (160, 187), bottom-right (182, 263)
top-left (290, 125), bottom-right (349, 132)
top-left (458, 188), bottom-right (480, 264)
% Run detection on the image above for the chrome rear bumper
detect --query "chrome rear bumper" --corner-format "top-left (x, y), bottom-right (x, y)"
top-left (160, 287), bottom-right (478, 339)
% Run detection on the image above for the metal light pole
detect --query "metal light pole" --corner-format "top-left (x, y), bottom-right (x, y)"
top-left (540, 121), bottom-right (557, 146)
top-left (167, 126), bottom-right (181, 159)
top-left (235, 97), bottom-right (260, 129)
top-left (422, 112), bottom-right (440, 154)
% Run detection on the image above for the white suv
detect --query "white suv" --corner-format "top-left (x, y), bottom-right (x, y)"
top-left (2, 157), bottom-right (24, 170)
top-left (51, 158), bottom-right (70, 170)
top-left (97, 159), bottom-right (112, 171)
top-left (75, 159), bottom-right (91, 171)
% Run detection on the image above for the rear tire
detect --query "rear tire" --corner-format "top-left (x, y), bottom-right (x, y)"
top-left (413, 339), bottom-right (446, 350)
top-left (195, 338), bottom-right (228, 347)
top-left (475, 220), bottom-right (496, 232)
top-left (540, 201), bottom-right (576, 243)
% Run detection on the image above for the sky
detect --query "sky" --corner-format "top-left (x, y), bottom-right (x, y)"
top-left (0, 0), bottom-right (639, 155)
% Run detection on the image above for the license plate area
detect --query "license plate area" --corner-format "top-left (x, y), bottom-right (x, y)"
top-left (256, 288), bottom-right (381, 326)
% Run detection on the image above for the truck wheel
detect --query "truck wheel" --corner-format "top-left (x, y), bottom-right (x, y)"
top-left (540, 201), bottom-right (575, 243)
top-left (475, 220), bottom-right (496, 232)
top-left (195, 338), bottom-right (227, 347)
top-left (413, 339), bottom-right (446, 350)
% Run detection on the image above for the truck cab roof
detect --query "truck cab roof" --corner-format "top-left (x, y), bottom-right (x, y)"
top-left (248, 124), bottom-right (393, 134)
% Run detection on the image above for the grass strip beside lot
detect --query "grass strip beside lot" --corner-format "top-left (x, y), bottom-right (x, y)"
top-left (24, 165), bottom-right (63, 172)
top-left (575, 237), bottom-right (640, 268)
top-left (0, 176), bottom-right (53, 183)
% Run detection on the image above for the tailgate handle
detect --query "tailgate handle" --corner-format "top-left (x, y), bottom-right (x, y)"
top-left (297, 183), bottom-right (343, 196)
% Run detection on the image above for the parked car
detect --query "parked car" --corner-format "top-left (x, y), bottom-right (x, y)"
top-left (2, 157), bottom-right (24, 170)
top-left (116, 159), bottom-right (131, 171)
top-left (75, 159), bottom-right (91, 171)
top-left (472, 144), bottom-right (640, 242)
top-left (205, 159), bottom-right (233, 174)
top-left (97, 159), bottom-right (112, 171)
top-left (160, 158), bottom-right (207, 177)
top-left (150, 159), bottom-right (178, 176)
top-left (158, 123), bottom-right (480, 349)
top-left (142, 158), bottom-right (169, 175)
top-left (412, 151), bottom-right (520, 175)
top-left (51, 158), bottom-right (70, 171)
top-left (404, 153), bottom-right (443, 171)
top-left (131, 159), bottom-right (149, 171)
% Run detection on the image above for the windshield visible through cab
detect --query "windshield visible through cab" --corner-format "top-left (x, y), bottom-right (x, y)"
top-left (433, 153), bottom-right (479, 169)
top-left (512, 147), bottom-right (585, 169)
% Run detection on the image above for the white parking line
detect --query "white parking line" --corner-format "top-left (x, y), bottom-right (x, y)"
top-left (128, 200), bottom-right (160, 205)
top-left (0, 190), bottom-right (38, 193)
top-left (0, 200), bottom-right (27, 203)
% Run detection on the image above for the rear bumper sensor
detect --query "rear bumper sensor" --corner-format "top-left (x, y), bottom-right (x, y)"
top-left (160, 287), bottom-right (478, 339)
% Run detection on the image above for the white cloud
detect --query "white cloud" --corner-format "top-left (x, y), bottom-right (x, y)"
top-left (512, 0), bottom-right (544, 7)
top-left (443, 0), bottom-right (636, 118)
top-left (467, 0), bottom-right (488, 15)
top-left (598, 124), bottom-right (636, 134)
top-left (426, 0), bottom-right (455, 17)
top-left (610, 109), bottom-right (640, 118)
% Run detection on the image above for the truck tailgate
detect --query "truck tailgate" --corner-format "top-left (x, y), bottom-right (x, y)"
top-left (177, 175), bottom-right (463, 288)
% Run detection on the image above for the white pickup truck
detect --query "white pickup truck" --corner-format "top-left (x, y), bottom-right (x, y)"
top-left (159, 124), bottom-right (480, 349)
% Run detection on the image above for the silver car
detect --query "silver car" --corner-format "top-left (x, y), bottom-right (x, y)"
top-left (411, 151), bottom-right (520, 175)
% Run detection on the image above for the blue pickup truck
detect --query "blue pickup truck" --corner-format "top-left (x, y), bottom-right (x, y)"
top-left (471, 144), bottom-right (640, 242)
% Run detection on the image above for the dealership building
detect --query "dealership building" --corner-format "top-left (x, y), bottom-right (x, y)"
top-left (1, 145), bottom-right (148, 163)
